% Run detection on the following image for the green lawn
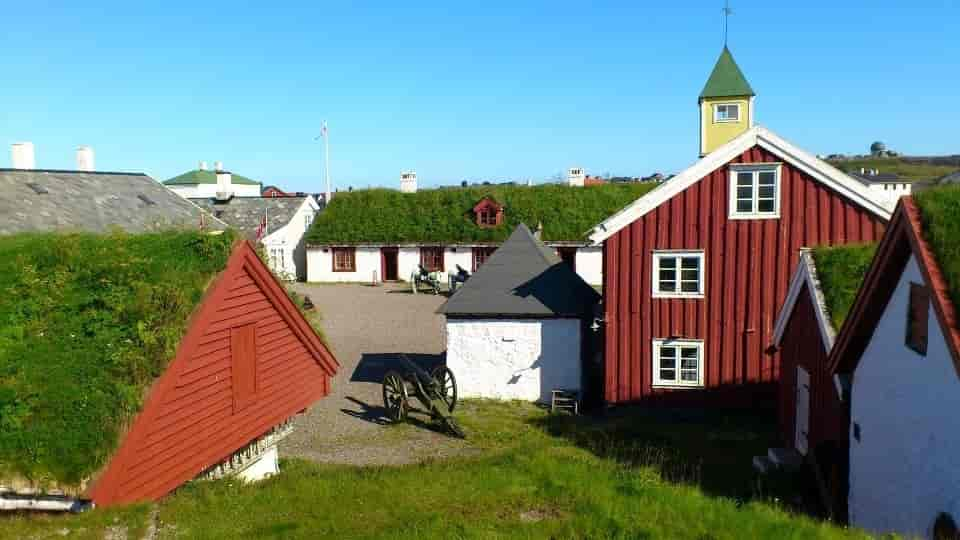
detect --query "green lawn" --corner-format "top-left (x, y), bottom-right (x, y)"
top-left (2, 401), bottom-right (872, 539)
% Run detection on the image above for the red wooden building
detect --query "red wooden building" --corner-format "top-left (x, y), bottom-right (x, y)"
top-left (589, 126), bottom-right (891, 406)
top-left (86, 239), bottom-right (337, 507)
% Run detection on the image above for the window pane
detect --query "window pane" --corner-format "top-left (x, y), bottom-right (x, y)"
top-left (681, 347), bottom-right (698, 359)
top-left (681, 269), bottom-right (699, 281)
top-left (681, 257), bottom-right (700, 270)
top-left (758, 171), bottom-right (776, 185)
top-left (660, 347), bottom-right (676, 361)
top-left (659, 257), bottom-right (676, 269)
top-left (681, 369), bottom-right (698, 382)
top-left (727, 105), bottom-right (738, 119)
top-left (681, 357), bottom-right (698, 370)
top-left (680, 281), bottom-right (700, 293)
top-left (758, 199), bottom-right (775, 212)
top-left (737, 199), bottom-right (753, 212)
top-left (736, 186), bottom-right (753, 199)
top-left (660, 369), bottom-right (676, 381)
top-left (737, 172), bottom-right (753, 186)
top-left (758, 185), bottom-right (775, 199)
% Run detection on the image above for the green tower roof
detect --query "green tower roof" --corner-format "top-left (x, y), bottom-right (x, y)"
top-left (163, 169), bottom-right (260, 186)
top-left (699, 46), bottom-right (755, 100)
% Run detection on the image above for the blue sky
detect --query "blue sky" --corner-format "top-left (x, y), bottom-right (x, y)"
top-left (1, 1), bottom-right (957, 191)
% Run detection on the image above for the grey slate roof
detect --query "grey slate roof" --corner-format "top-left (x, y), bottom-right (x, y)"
top-left (190, 196), bottom-right (309, 240)
top-left (0, 169), bottom-right (226, 235)
top-left (440, 223), bottom-right (600, 317)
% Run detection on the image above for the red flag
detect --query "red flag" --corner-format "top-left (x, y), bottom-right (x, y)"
top-left (255, 211), bottom-right (267, 242)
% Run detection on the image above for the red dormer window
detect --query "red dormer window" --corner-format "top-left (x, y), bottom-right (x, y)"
top-left (473, 197), bottom-right (504, 228)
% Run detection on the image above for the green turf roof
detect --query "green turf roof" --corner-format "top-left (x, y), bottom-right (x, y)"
top-left (699, 46), bottom-right (755, 100)
top-left (811, 243), bottom-right (878, 330)
top-left (163, 169), bottom-right (260, 186)
top-left (914, 186), bottom-right (960, 310)
top-left (305, 183), bottom-right (660, 245)
top-left (0, 230), bottom-right (237, 487)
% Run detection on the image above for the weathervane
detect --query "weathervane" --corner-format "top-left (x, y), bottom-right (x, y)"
top-left (723, 1), bottom-right (733, 46)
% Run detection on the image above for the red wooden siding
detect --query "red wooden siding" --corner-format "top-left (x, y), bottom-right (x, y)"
top-left (603, 145), bottom-right (886, 406)
top-left (87, 242), bottom-right (336, 507)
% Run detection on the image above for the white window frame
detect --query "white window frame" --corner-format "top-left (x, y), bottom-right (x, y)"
top-left (713, 103), bottom-right (740, 123)
top-left (728, 163), bottom-right (782, 220)
top-left (652, 338), bottom-right (705, 388)
top-left (652, 250), bottom-right (705, 298)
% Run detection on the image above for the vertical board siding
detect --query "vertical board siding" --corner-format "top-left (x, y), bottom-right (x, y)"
top-left (604, 146), bottom-right (886, 405)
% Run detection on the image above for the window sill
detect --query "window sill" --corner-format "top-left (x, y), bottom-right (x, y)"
top-left (652, 293), bottom-right (705, 299)
top-left (728, 213), bottom-right (780, 221)
top-left (652, 384), bottom-right (705, 390)
top-left (332, 269), bottom-right (356, 273)
top-left (714, 119), bottom-right (740, 124)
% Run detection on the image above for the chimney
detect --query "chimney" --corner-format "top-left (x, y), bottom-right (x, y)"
top-left (11, 142), bottom-right (35, 169)
top-left (400, 171), bottom-right (418, 193)
top-left (214, 161), bottom-right (224, 172)
top-left (76, 146), bottom-right (95, 171)
top-left (216, 170), bottom-right (233, 200)
top-left (199, 160), bottom-right (208, 171)
top-left (567, 167), bottom-right (585, 187)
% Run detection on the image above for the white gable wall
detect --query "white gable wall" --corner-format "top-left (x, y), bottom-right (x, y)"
top-left (445, 318), bottom-right (581, 403)
top-left (573, 246), bottom-right (603, 286)
top-left (168, 183), bottom-right (261, 199)
top-left (849, 254), bottom-right (960, 538)
top-left (262, 198), bottom-right (320, 281)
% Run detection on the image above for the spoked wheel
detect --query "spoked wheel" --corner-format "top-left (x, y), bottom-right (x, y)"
top-left (431, 366), bottom-right (458, 412)
top-left (382, 370), bottom-right (408, 422)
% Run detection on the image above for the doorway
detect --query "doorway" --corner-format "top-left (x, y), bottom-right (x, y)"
top-left (381, 247), bottom-right (399, 281)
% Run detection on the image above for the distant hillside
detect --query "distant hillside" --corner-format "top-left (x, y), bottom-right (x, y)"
top-left (828, 156), bottom-right (958, 182)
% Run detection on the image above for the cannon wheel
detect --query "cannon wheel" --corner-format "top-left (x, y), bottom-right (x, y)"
top-left (431, 366), bottom-right (458, 412)
top-left (382, 370), bottom-right (408, 422)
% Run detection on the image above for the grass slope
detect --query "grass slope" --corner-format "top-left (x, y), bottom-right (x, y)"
top-left (0, 230), bottom-right (236, 487)
top-left (828, 157), bottom-right (956, 182)
top-left (915, 186), bottom-right (960, 309)
top-left (5, 401), bottom-right (869, 539)
top-left (812, 244), bottom-right (878, 329)
top-left (306, 183), bottom-right (659, 245)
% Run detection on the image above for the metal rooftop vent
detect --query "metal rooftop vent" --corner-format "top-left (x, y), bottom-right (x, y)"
top-left (26, 182), bottom-right (48, 194)
top-left (137, 194), bottom-right (157, 206)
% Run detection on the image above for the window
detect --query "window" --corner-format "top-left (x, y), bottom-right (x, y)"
top-left (421, 247), bottom-right (443, 272)
top-left (714, 103), bottom-right (740, 122)
top-left (652, 251), bottom-right (705, 297)
top-left (304, 212), bottom-right (313, 232)
top-left (729, 164), bottom-right (781, 219)
top-left (472, 246), bottom-right (496, 271)
top-left (278, 248), bottom-right (285, 270)
top-left (231, 323), bottom-right (258, 411)
top-left (332, 247), bottom-right (356, 272)
top-left (478, 209), bottom-right (498, 226)
top-left (653, 339), bottom-right (704, 387)
top-left (906, 282), bottom-right (929, 355)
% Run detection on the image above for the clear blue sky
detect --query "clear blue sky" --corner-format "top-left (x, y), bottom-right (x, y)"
top-left (2, 1), bottom-right (957, 191)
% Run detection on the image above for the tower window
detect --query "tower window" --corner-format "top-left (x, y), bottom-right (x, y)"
top-left (714, 103), bottom-right (740, 122)
top-left (728, 164), bottom-right (781, 219)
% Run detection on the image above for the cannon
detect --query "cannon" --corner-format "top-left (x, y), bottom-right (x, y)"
top-left (411, 264), bottom-right (442, 295)
top-left (382, 355), bottom-right (464, 438)
top-left (448, 264), bottom-right (470, 293)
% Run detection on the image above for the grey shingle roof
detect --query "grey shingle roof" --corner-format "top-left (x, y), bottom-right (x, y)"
top-left (0, 169), bottom-right (226, 235)
top-left (190, 196), bottom-right (309, 240)
top-left (440, 223), bottom-right (600, 317)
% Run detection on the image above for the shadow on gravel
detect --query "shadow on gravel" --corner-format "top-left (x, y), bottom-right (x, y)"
top-left (341, 396), bottom-right (455, 436)
top-left (351, 353), bottom-right (445, 383)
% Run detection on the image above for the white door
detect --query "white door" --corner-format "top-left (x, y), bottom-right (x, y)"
top-left (795, 366), bottom-right (810, 455)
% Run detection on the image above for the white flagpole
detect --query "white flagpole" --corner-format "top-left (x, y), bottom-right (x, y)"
top-left (323, 121), bottom-right (331, 205)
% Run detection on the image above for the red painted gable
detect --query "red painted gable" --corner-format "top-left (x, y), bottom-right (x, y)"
top-left (86, 241), bottom-right (336, 506)
top-left (602, 145), bottom-right (886, 406)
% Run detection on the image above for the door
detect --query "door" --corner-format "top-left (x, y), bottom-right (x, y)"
top-left (795, 366), bottom-right (810, 455)
top-left (382, 247), bottom-right (399, 281)
top-left (557, 247), bottom-right (577, 271)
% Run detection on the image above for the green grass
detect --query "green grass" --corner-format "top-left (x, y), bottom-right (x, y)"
top-left (3, 401), bottom-right (871, 539)
top-left (0, 230), bottom-right (237, 487)
top-left (828, 157), bottom-right (956, 182)
top-left (305, 183), bottom-right (659, 245)
top-left (914, 185), bottom-right (960, 309)
top-left (812, 244), bottom-right (879, 329)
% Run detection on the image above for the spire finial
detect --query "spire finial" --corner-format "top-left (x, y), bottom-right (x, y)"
top-left (723, 1), bottom-right (733, 47)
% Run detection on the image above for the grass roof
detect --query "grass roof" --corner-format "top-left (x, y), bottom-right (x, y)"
top-left (811, 243), bottom-right (878, 329)
top-left (0, 230), bottom-right (237, 487)
top-left (914, 186), bottom-right (960, 310)
top-left (305, 183), bottom-right (660, 245)
top-left (163, 169), bottom-right (260, 186)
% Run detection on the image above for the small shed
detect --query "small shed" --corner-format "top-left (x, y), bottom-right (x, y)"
top-left (439, 224), bottom-right (600, 403)
top-left (0, 230), bottom-right (337, 509)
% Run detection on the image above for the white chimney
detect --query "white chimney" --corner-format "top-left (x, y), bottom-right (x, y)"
top-left (214, 161), bottom-right (223, 172)
top-left (76, 146), bottom-right (95, 171)
top-left (400, 171), bottom-right (418, 193)
top-left (199, 160), bottom-right (208, 171)
top-left (567, 167), bottom-right (585, 187)
top-left (216, 171), bottom-right (233, 200)
top-left (11, 142), bottom-right (35, 169)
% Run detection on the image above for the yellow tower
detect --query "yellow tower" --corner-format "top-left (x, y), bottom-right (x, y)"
top-left (699, 47), bottom-right (755, 156)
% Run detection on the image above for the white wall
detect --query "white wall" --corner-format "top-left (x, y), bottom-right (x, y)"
top-left (262, 198), bottom-right (319, 281)
top-left (866, 182), bottom-right (912, 209)
top-left (398, 247), bottom-right (421, 281)
top-left (573, 246), bottom-right (603, 286)
top-left (444, 248), bottom-right (473, 275)
top-left (445, 318), bottom-right (581, 403)
top-left (168, 183), bottom-right (261, 199)
top-left (849, 254), bottom-right (960, 538)
top-left (306, 246), bottom-right (381, 283)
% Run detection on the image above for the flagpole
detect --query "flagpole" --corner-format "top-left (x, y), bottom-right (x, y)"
top-left (323, 121), bottom-right (331, 205)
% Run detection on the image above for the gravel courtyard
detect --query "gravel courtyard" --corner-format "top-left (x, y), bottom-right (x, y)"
top-left (280, 282), bottom-right (473, 466)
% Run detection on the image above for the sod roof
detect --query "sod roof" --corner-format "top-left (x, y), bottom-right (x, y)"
top-left (914, 186), bottom-right (960, 309)
top-left (163, 169), bottom-right (260, 186)
top-left (811, 243), bottom-right (878, 329)
top-left (0, 230), bottom-right (237, 487)
top-left (305, 183), bottom-right (660, 245)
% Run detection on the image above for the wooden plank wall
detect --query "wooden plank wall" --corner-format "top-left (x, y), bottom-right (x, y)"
top-left (603, 145), bottom-right (886, 406)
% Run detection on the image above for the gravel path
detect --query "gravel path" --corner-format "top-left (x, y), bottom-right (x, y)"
top-left (280, 283), bottom-right (471, 466)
